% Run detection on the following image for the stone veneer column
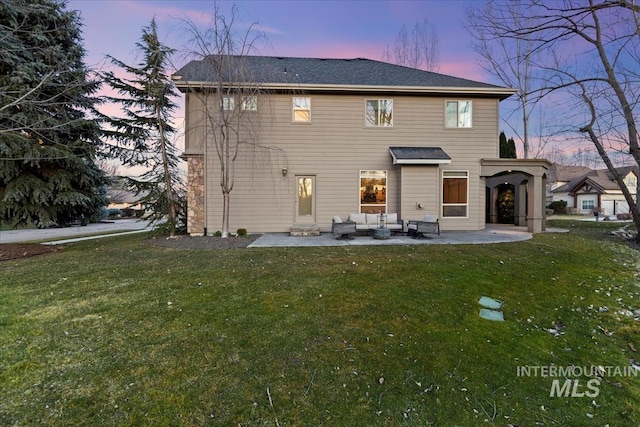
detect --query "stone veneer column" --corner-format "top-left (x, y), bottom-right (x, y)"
top-left (186, 156), bottom-right (205, 236)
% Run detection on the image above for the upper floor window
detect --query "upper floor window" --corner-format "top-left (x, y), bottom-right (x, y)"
top-left (241, 96), bottom-right (257, 111)
top-left (445, 100), bottom-right (472, 128)
top-left (293, 97), bottom-right (311, 122)
top-left (222, 95), bottom-right (257, 111)
top-left (365, 99), bottom-right (393, 127)
top-left (222, 96), bottom-right (235, 111)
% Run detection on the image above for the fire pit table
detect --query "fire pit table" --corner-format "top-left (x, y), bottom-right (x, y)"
top-left (371, 227), bottom-right (391, 240)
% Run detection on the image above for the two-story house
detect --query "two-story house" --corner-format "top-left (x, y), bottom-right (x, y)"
top-left (173, 56), bottom-right (550, 236)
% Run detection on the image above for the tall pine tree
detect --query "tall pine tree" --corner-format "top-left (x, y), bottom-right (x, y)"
top-left (0, 0), bottom-right (107, 227)
top-left (100, 18), bottom-right (183, 235)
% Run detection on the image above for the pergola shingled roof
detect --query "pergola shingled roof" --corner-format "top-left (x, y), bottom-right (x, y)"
top-left (173, 56), bottom-right (515, 99)
top-left (389, 147), bottom-right (452, 165)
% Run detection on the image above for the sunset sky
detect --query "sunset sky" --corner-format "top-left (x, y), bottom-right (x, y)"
top-left (68, 0), bottom-right (484, 80)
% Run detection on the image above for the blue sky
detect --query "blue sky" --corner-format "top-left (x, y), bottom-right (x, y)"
top-left (68, 0), bottom-right (484, 80)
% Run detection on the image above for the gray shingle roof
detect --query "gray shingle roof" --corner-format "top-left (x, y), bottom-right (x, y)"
top-left (552, 166), bottom-right (638, 193)
top-left (548, 164), bottom-right (594, 183)
top-left (389, 147), bottom-right (452, 164)
top-left (173, 55), bottom-right (514, 98)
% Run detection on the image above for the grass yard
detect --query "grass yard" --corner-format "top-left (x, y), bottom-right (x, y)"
top-left (1, 220), bottom-right (639, 426)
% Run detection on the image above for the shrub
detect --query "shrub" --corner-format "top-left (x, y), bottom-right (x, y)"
top-left (106, 208), bottom-right (122, 219)
top-left (213, 230), bottom-right (222, 237)
top-left (95, 207), bottom-right (108, 221)
top-left (237, 228), bottom-right (247, 236)
top-left (548, 200), bottom-right (568, 214)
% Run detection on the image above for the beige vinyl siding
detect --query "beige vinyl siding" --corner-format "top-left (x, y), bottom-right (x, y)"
top-left (183, 92), bottom-right (205, 155)
top-left (399, 166), bottom-right (440, 222)
top-left (191, 92), bottom-right (500, 233)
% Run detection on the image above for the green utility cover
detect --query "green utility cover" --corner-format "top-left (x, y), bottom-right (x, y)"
top-left (478, 296), bottom-right (502, 309)
top-left (479, 309), bottom-right (504, 321)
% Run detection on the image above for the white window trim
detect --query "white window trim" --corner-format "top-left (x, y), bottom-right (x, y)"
top-left (582, 200), bottom-right (595, 210)
top-left (359, 170), bottom-right (388, 213)
top-left (222, 95), bottom-right (257, 111)
top-left (442, 170), bottom-right (469, 218)
top-left (222, 95), bottom-right (235, 111)
top-left (365, 99), bottom-right (394, 128)
top-left (292, 97), bottom-right (311, 123)
top-left (445, 100), bottom-right (472, 129)
top-left (241, 95), bottom-right (257, 111)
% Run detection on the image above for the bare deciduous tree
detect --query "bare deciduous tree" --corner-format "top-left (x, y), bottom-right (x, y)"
top-left (477, 0), bottom-right (640, 240)
top-left (177, 4), bottom-right (271, 238)
top-left (382, 19), bottom-right (440, 72)
top-left (466, 2), bottom-right (548, 159)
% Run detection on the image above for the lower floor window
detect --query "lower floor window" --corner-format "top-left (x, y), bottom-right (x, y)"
top-left (443, 171), bottom-right (468, 217)
top-left (360, 170), bottom-right (387, 213)
top-left (582, 200), bottom-right (595, 210)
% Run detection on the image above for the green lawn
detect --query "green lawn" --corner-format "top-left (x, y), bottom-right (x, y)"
top-left (1, 220), bottom-right (639, 426)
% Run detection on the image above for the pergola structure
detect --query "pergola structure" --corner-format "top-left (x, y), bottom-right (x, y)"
top-left (481, 158), bottom-right (553, 233)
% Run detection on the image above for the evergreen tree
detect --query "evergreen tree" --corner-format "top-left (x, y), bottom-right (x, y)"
top-left (506, 136), bottom-right (517, 159)
top-left (0, 0), bottom-right (107, 226)
top-left (499, 131), bottom-right (517, 159)
top-left (100, 18), bottom-right (183, 235)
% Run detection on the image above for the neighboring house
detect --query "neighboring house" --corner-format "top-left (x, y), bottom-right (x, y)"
top-left (547, 164), bottom-right (594, 201)
top-left (173, 56), bottom-right (551, 235)
top-left (107, 188), bottom-right (144, 210)
top-left (549, 164), bottom-right (637, 215)
top-left (107, 178), bottom-right (147, 216)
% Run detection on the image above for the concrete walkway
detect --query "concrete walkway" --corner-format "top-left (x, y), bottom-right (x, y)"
top-left (0, 219), bottom-right (153, 244)
top-left (248, 225), bottom-right (568, 248)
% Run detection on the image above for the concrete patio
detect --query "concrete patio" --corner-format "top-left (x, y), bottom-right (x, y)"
top-left (248, 224), bottom-right (568, 248)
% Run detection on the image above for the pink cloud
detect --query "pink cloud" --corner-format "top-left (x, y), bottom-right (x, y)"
top-left (119, 0), bottom-right (211, 25)
top-left (438, 60), bottom-right (487, 82)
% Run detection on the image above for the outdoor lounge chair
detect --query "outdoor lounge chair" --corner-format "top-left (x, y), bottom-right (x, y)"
top-left (331, 216), bottom-right (356, 239)
top-left (407, 214), bottom-right (440, 238)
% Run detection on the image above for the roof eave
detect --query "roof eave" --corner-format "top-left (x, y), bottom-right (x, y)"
top-left (392, 158), bottom-right (452, 165)
top-left (172, 79), bottom-right (516, 98)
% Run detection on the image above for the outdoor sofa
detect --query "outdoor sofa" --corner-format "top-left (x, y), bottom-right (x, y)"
top-left (331, 213), bottom-right (404, 238)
